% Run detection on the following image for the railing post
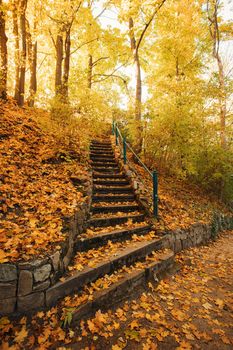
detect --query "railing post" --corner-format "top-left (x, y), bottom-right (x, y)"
top-left (123, 137), bottom-right (127, 164)
top-left (153, 170), bottom-right (158, 218)
top-left (112, 121), bottom-right (115, 135)
top-left (115, 125), bottom-right (118, 145)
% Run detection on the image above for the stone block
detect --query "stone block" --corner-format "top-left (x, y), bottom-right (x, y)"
top-left (0, 297), bottom-right (16, 314)
top-left (18, 258), bottom-right (48, 270)
top-left (18, 270), bottom-right (33, 296)
top-left (0, 264), bottom-right (17, 282)
top-left (17, 292), bottom-right (45, 312)
top-left (174, 239), bottom-right (182, 253)
top-left (0, 282), bottom-right (17, 299)
top-left (34, 264), bottom-right (51, 283)
top-left (50, 251), bottom-right (61, 272)
top-left (33, 279), bottom-right (50, 291)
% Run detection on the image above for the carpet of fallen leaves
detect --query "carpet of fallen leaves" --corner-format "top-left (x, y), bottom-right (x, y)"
top-left (0, 101), bottom-right (88, 262)
top-left (0, 230), bottom-right (232, 350)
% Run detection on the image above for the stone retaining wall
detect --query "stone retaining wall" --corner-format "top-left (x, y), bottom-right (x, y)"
top-left (162, 213), bottom-right (233, 254)
top-left (0, 175), bottom-right (92, 315)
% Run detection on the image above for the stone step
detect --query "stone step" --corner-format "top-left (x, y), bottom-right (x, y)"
top-left (91, 204), bottom-right (139, 214)
top-left (92, 194), bottom-right (135, 202)
top-left (90, 151), bottom-right (114, 156)
top-left (68, 250), bottom-right (174, 325)
top-left (45, 239), bottom-right (169, 307)
top-left (90, 142), bottom-right (112, 146)
top-left (92, 167), bottom-right (120, 173)
top-left (91, 141), bottom-right (112, 146)
top-left (91, 162), bottom-right (117, 167)
top-left (93, 180), bottom-right (129, 186)
top-left (89, 213), bottom-right (144, 227)
top-left (75, 224), bottom-right (153, 251)
top-left (93, 186), bottom-right (133, 193)
top-left (93, 173), bottom-right (126, 179)
top-left (92, 172), bottom-right (125, 179)
top-left (90, 147), bottom-right (113, 152)
top-left (90, 156), bottom-right (115, 162)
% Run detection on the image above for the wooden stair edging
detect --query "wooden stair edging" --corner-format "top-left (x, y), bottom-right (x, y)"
top-left (75, 224), bottom-right (153, 251)
top-left (88, 213), bottom-right (145, 227)
top-left (69, 250), bottom-right (175, 325)
top-left (0, 173), bottom-right (93, 316)
top-left (92, 194), bottom-right (135, 202)
top-left (91, 204), bottom-right (139, 214)
top-left (45, 238), bottom-right (166, 308)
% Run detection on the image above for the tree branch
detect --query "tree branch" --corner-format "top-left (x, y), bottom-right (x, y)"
top-left (92, 56), bottom-right (109, 67)
top-left (70, 37), bottom-right (99, 55)
top-left (136, 0), bottom-right (167, 53)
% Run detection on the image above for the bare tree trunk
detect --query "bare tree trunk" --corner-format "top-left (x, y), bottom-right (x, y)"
top-left (28, 41), bottom-right (37, 106)
top-left (55, 34), bottom-right (63, 96)
top-left (135, 54), bottom-right (142, 124)
top-left (208, 0), bottom-right (227, 149)
top-left (216, 53), bottom-right (226, 148)
top-left (129, 17), bottom-right (142, 153)
top-left (18, 0), bottom-right (28, 106)
top-left (87, 54), bottom-right (93, 89)
top-left (26, 18), bottom-right (37, 107)
top-left (12, 1), bottom-right (20, 101)
top-left (0, 0), bottom-right (8, 100)
top-left (62, 28), bottom-right (71, 100)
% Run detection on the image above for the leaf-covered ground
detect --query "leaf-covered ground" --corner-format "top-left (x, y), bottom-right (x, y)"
top-left (0, 230), bottom-right (232, 349)
top-left (0, 101), bottom-right (88, 263)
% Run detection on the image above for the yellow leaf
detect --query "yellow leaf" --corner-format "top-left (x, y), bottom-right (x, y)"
top-left (203, 302), bottom-right (212, 310)
top-left (112, 345), bottom-right (122, 350)
top-left (215, 299), bottom-right (224, 308)
top-left (87, 320), bottom-right (98, 333)
top-left (171, 310), bottom-right (186, 321)
top-left (130, 320), bottom-right (139, 330)
top-left (0, 249), bottom-right (8, 263)
top-left (14, 326), bottom-right (28, 344)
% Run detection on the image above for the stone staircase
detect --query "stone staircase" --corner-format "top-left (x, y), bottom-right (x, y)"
top-left (45, 139), bottom-right (174, 321)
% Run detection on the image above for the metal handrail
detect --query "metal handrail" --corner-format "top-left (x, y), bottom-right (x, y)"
top-left (125, 141), bottom-right (153, 177)
top-left (112, 121), bottom-right (158, 218)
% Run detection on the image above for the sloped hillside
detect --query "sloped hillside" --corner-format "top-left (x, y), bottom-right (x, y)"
top-left (0, 101), bottom-right (88, 263)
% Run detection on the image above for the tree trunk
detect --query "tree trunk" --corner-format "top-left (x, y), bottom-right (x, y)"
top-left (208, 0), bottom-right (227, 149)
top-left (12, 0), bottom-right (20, 102)
top-left (26, 18), bottom-right (37, 107)
top-left (62, 28), bottom-right (71, 100)
top-left (0, 0), bottom-right (8, 100)
top-left (129, 17), bottom-right (142, 153)
top-left (28, 41), bottom-right (37, 107)
top-left (18, 0), bottom-right (28, 106)
top-left (55, 34), bottom-right (63, 96)
top-left (216, 52), bottom-right (226, 149)
top-left (87, 54), bottom-right (93, 89)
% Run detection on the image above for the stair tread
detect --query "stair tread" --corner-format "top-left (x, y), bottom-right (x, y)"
top-left (89, 213), bottom-right (144, 226)
top-left (92, 195), bottom-right (135, 202)
top-left (46, 239), bottom-right (168, 306)
top-left (92, 204), bottom-right (139, 209)
top-left (64, 249), bottom-right (174, 324)
top-left (76, 224), bottom-right (152, 249)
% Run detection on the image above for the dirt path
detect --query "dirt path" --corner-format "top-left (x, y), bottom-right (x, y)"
top-left (70, 231), bottom-right (233, 350)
